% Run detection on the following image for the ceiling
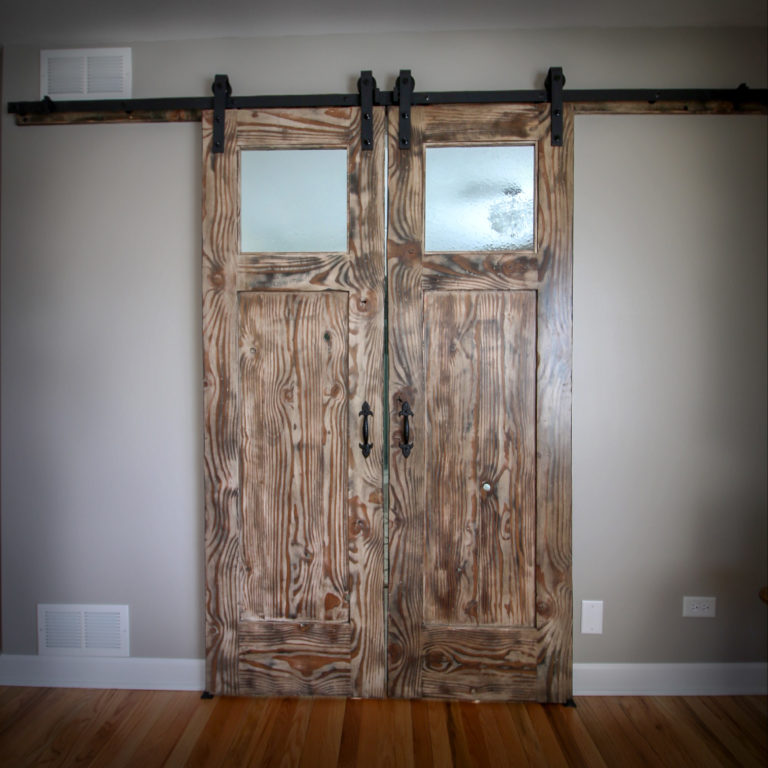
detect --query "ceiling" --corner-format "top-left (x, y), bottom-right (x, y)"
top-left (0, 0), bottom-right (766, 46)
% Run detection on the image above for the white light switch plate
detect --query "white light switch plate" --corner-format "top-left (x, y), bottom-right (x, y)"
top-left (581, 600), bottom-right (603, 634)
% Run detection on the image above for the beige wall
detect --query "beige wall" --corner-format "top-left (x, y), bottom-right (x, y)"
top-left (2, 28), bottom-right (766, 662)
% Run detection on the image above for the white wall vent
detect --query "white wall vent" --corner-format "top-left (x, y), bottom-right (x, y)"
top-left (38, 604), bottom-right (129, 657)
top-left (40, 48), bottom-right (132, 100)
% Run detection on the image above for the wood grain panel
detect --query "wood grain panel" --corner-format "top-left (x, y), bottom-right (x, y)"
top-left (424, 291), bottom-right (536, 627)
top-left (532, 105), bottom-right (574, 703)
top-left (239, 291), bottom-right (348, 622)
top-left (346, 106), bottom-right (387, 698)
top-left (386, 105), bottom-right (426, 699)
top-left (419, 104), bottom-right (549, 144)
top-left (235, 107), bottom-right (354, 149)
top-left (202, 108), bottom-right (242, 695)
top-left (237, 253), bottom-right (352, 291)
top-left (422, 627), bottom-right (539, 701)
top-left (422, 252), bottom-right (541, 291)
top-left (238, 621), bottom-right (352, 696)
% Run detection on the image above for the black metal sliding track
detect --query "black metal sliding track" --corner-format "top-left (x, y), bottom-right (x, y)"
top-left (8, 68), bottom-right (767, 150)
top-left (9, 87), bottom-right (767, 115)
top-left (9, 69), bottom-right (767, 117)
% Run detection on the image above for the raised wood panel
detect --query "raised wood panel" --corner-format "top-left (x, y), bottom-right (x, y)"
top-left (239, 291), bottom-right (349, 622)
top-left (238, 621), bottom-right (352, 697)
top-left (423, 291), bottom-right (536, 628)
top-left (422, 626), bottom-right (539, 701)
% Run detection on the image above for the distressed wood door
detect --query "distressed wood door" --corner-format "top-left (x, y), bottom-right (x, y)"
top-left (202, 106), bottom-right (386, 697)
top-left (387, 103), bottom-right (574, 701)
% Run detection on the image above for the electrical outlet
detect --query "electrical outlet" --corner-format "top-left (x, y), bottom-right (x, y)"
top-left (581, 600), bottom-right (603, 634)
top-left (683, 596), bottom-right (716, 618)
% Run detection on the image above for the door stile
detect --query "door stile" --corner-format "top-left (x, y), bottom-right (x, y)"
top-left (347, 107), bottom-right (387, 697)
top-left (202, 109), bottom-right (242, 694)
top-left (532, 105), bottom-right (574, 702)
top-left (386, 106), bottom-right (426, 698)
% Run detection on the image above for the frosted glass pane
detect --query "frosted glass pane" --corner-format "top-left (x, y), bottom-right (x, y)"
top-left (241, 149), bottom-right (347, 252)
top-left (425, 146), bottom-right (535, 251)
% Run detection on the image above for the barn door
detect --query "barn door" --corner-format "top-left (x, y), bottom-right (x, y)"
top-left (202, 106), bottom-right (386, 697)
top-left (386, 104), bottom-right (574, 701)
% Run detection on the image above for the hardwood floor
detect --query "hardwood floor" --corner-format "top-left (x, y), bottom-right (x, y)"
top-left (0, 687), bottom-right (765, 767)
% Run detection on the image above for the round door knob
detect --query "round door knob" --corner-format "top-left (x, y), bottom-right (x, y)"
top-left (482, 482), bottom-right (491, 492)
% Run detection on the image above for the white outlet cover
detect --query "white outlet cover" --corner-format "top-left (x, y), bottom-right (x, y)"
top-left (683, 596), bottom-right (716, 618)
top-left (581, 600), bottom-right (603, 634)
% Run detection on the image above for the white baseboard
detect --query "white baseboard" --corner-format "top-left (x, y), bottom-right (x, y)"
top-left (0, 655), bottom-right (765, 695)
top-left (0, 654), bottom-right (205, 691)
top-left (573, 662), bottom-right (768, 696)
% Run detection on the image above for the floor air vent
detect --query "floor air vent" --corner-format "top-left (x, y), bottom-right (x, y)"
top-left (38, 604), bottom-right (129, 656)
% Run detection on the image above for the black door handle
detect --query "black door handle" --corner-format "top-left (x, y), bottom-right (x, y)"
top-left (359, 401), bottom-right (373, 458)
top-left (399, 401), bottom-right (414, 458)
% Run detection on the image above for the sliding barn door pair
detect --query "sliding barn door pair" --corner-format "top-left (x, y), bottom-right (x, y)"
top-left (202, 103), bottom-right (573, 701)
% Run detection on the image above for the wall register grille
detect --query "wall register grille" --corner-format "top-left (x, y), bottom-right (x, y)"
top-left (40, 48), bottom-right (132, 100)
top-left (37, 604), bottom-right (129, 657)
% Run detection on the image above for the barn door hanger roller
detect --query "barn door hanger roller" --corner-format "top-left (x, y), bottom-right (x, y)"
top-left (208, 68), bottom-right (561, 153)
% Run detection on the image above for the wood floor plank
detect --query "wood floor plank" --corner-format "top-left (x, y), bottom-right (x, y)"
top-left (0, 688), bottom-right (764, 767)
top-left (723, 695), bottom-right (768, 743)
top-left (299, 698), bottom-right (346, 768)
top-left (355, 698), bottom-right (415, 768)
top-left (457, 703), bottom-right (492, 767)
top-left (222, 696), bottom-right (274, 766)
top-left (258, 697), bottom-right (314, 767)
top-left (522, 702), bottom-right (569, 768)
top-left (17, 687), bottom-right (108, 767)
top-left (575, 694), bottom-right (661, 767)
top-left (503, 702), bottom-right (552, 767)
top-left (445, 701), bottom-right (474, 768)
top-left (744, 694), bottom-right (767, 717)
top-left (474, 702), bottom-right (530, 767)
top-left (58, 688), bottom-right (135, 767)
top-left (426, 701), bottom-right (455, 768)
top-left (0, 686), bottom-right (50, 736)
top-left (176, 694), bottom-right (251, 767)
top-left (0, 688), bottom-right (94, 766)
top-left (107, 690), bottom-right (201, 768)
top-left (616, 697), bottom-right (703, 768)
top-left (680, 696), bottom-right (767, 767)
top-left (652, 696), bottom-right (743, 768)
top-left (544, 703), bottom-right (608, 768)
top-left (89, 689), bottom-right (179, 768)
top-left (336, 698), bottom-right (361, 768)
top-left (161, 693), bottom-right (218, 767)
top-left (410, 700), bottom-right (435, 767)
